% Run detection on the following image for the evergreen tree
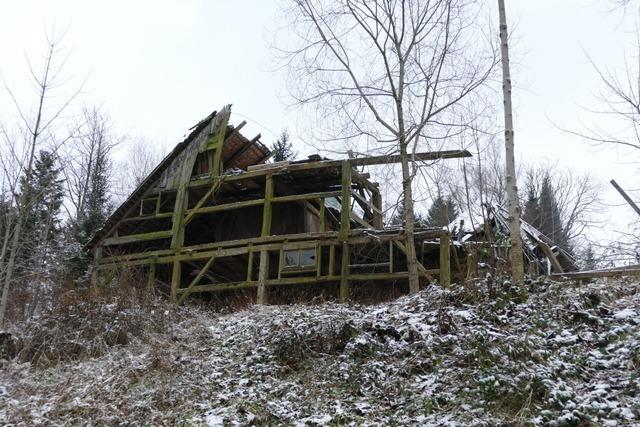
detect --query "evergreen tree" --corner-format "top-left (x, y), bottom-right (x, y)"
top-left (390, 199), bottom-right (427, 227)
top-left (271, 130), bottom-right (296, 162)
top-left (522, 183), bottom-right (541, 229)
top-left (538, 174), bottom-right (569, 250)
top-left (15, 150), bottom-right (64, 278)
top-left (426, 195), bottom-right (458, 227)
top-left (65, 144), bottom-right (113, 282)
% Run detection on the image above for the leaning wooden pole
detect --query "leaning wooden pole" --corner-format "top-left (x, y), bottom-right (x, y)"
top-left (610, 179), bottom-right (640, 218)
top-left (498, 0), bottom-right (525, 286)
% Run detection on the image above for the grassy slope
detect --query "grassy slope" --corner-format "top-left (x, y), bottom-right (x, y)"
top-left (1, 278), bottom-right (638, 426)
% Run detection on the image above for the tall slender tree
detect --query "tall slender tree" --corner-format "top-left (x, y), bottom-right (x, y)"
top-left (497, 0), bottom-right (525, 286)
top-left (278, 0), bottom-right (498, 292)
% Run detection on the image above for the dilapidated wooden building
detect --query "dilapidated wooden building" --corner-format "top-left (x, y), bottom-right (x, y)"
top-left (86, 106), bottom-right (470, 303)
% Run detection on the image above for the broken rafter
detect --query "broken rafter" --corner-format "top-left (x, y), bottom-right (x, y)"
top-left (226, 134), bottom-right (262, 166)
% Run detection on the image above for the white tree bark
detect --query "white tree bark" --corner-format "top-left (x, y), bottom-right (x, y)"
top-left (498, 0), bottom-right (525, 285)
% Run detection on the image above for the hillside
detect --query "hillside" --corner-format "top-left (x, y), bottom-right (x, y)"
top-left (1, 278), bottom-right (638, 426)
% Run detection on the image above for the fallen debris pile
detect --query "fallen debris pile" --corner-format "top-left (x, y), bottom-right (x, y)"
top-left (1, 278), bottom-right (638, 425)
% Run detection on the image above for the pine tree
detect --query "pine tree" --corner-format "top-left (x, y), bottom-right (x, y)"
top-left (65, 144), bottom-right (113, 282)
top-left (538, 175), bottom-right (570, 250)
top-left (391, 199), bottom-right (427, 228)
top-left (522, 184), bottom-right (541, 229)
top-left (271, 130), bottom-right (296, 162)
top-left (426, 195), bottom-right (458, 227)
top-left (15, 150), bottom-right (64, 278)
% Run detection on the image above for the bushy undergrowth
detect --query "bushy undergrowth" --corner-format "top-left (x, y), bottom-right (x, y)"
top-left (1, 277), bottom-right (638, 426)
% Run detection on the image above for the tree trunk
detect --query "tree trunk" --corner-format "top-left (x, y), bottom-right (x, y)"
top-left (400, 141), bottom-right (420, 293)
top-left (498, 0), bottom-right (525, 286)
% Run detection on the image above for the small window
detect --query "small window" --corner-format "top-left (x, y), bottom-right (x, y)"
top-left (283, 248), bottom-right (317, 269)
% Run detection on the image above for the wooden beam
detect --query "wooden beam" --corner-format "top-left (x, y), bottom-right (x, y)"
top-left (538, 240), bottom-right (564, 274)
top-left (273, 190), bottom-right (341, 203)
top-left (103, 230), bottom-right (172, 246)
top-left (340, 242), bottom-right (350, 302)
top-left (177, 255), bottom-right (216, 305)
top-left (122, 212), bottom-right (174, 223)
top-left (226, 134), bottom-right (262, 166)
top-left (611, 179), bottom-right (640, 217)
top-left (183, 178), bottom-right (225, 225)
top-left (549, 265), bottom-right (640, 281)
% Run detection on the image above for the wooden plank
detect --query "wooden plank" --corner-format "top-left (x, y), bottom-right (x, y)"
top-left (538, 240), bottom-right (564, 274)
top-left (122, 212), bottom-right (174, 223)
top-left (549, 266), bottom-right (640, 281)
top-left (272, 190), bottom-right (341, 204)
top-left (188, 198), bottom-right (264, 216)
top-left (177, 255), bottom-right (216, 305)
top-left (103, 230), bottom-right (172, 246)
top-left (347, 272), bottom-right (409, 281)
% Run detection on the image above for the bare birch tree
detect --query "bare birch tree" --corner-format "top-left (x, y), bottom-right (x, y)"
top-left (277, 0), bottom-right (498, 292)
top-left (0, 30), bottom-right (82, 326)
top-left (497, 0), bottom-right (524, 285)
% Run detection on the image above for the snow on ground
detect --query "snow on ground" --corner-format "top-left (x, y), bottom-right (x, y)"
top-left (0, 278), bottom-right (638, 426)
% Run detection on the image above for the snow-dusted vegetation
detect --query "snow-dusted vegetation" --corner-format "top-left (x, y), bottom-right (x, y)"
top-left (1, 278), bottom-right (638, 426)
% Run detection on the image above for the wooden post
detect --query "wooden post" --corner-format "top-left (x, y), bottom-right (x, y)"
top-left (339, 161), bottom-right (351, 301)
top-left (247, 247), bottom-right (254, 282)
top-left (339, 161), bottom-right (351, 241)
top-left (340, 242), bottom-right (350, 302)
top-left (257, 250), bottom-right (269, 304)
top-left (439, 232), bottom-right (451, 287)
top-left (90, 246), bottom-right (102, 290)
top-left (147, 262), bottom-right (156, 291)
top-left (171, 260), bottom-right (181, 302)
top-left (319, 198), bottom-right (326, 232)
top-left (256, 174), bottom-right (274, 304)
top-left (262, 174), bottom-right (273, 237)
top-left (372, 188), bottom-right (383, 229)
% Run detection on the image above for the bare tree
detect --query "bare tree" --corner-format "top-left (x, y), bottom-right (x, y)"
top-left (277, 0), bottom-right (498, 291)
top-left (497, 0), bottom-right (524, 286)
top-left (115, 136), bottom-right (164, 201)
top-left (0, 29), bottom-right (83, 326)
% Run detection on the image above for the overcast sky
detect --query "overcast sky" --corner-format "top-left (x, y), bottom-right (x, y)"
top-left (1, 0), bottom-right (638, 241)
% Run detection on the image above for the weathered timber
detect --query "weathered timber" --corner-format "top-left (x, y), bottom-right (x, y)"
top-left (257, 250), bottom-right (269, 304)
top-left (439, 232), bottom-right (451, 286)
top-left (226, 134), bottom-right (262, 166)
top-left (177, 255), bottom-right (217, 304)
top-left (103, 230), bottom-right (172, 246)
top-left (549, 266), bottom-right (640, 281)
top-left (538, 240), bottom-right (564, 274)
top-left (610, 179), bottom-right (640, 217)
top-left (183, 178), bottom-right (225, 225)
